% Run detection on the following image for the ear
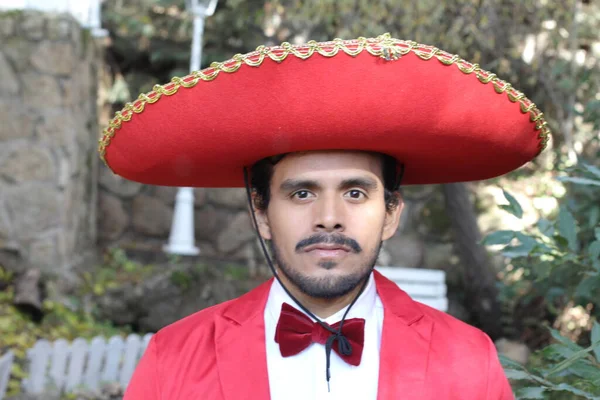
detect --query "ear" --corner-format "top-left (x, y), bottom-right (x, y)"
top-left (381, 192), bottom-right (404, 241)
top-left (250, 192), bottom-right (272, 240)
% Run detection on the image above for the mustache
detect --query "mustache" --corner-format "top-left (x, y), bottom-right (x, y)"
top-left (295, 233), bottom-right (362, 253)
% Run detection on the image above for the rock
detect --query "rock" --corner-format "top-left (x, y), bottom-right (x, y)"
top-left (132, 194), bottom-right (172, 237)
top-left (36, 111), bottom-right (75, 150)
top-left (5, 184), bottom-right (62, 239)
top-left (96, 282), bottom-right (140, 326)
top-left (0, 15), bottom-right (15, 38)
top-left (495, 338), bottom-right (530, 365)
top-left (383, 233), bottom-right (425, 268)
top-left (0, 201), bottom-right (13, 239)
top-left (14, 268), bottom-right (42, 312)
top-left (0, 51), bottom-right (19, 95)
top-left (46, 18), bottom-right (72, 40)
top-left (0, 102), bottom-right (36, 141)
top-left (217, 211), bottom-right (255, 253)
top-left (99, 166), bottom-right (142, 197)
top-left (0, 145), bottom-right (55, 183)
top-left (154, 186), bottom-right (206, 207)
top-left (153, 185), bottom-right (178, 205)
top-left (22, 73), bottom-right (62, 109)
top-left (20, 12), bottom-right (46, 40)
top-left (194, 205), bottom-right (234, 242)
top-left (207, 188), bottom-right (249, 209)
top-left (30, 41), bottom-right (75, 75)
top-left (2, 38), bottom-right (36, 71)
top-left (28, 234), bottom-right (60, 272)
top-left (98, 193), bottom-right (129, 241)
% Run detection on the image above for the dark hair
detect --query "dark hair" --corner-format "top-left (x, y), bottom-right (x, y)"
top-left (250, 152), bottom-right (402, 212)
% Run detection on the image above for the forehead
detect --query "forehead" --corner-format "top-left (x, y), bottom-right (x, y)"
top-left (271, 151), bottom-right (383, 181)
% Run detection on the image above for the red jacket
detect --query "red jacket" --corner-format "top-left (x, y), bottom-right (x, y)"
top-left (124, 271), bottom-right (514, 399)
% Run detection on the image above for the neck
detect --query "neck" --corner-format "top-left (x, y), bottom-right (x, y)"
top-left (276, 272), bottom-right (368, 319)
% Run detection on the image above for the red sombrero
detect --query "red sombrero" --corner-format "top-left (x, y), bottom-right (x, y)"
top-left (98, 33), bottom-right (550, 187)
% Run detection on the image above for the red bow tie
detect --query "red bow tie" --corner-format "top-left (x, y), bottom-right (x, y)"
top-left (274, 303), bottom-right (365, 366)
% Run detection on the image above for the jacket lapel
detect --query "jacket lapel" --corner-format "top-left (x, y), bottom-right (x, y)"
top-left (374, 271), bottom-right (433, 400)
top-left (215, 278), bottom-right (273, 400)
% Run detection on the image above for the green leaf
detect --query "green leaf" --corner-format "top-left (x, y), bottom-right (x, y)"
top-left (558, 207), bottom-right (578, 252)
top-left (575, 277), bottom-right (600, 299)
top-left (532, 262), bottom-right (552, 281)
top-left (554, 383), bottom-right (599, 399)
top-left (500, 189), bottom-right (524, 219)
top-left (589, 241), bottom-right (600, 262)
top-left (503, 244), bottom-right (533, 259)
top-left (549, 328), bottom-right (585, 352)
top-left (545, 347), bottom-right (590, 377)
top-left (592, 321), bottom-right (600, 363)
top-left (582, 163), bottom-right (600, 179)
top-left (569, 360), bottom-right (600, 379)
top-left (516, 387), bottom-right (545, 399)
top-left (537, 219), bottom-right (554, 237)
top-left (556, 176), bottom-right (600, 187)
top-left (482, 230), bottom-right (516, 246)
top-left (504, 369), bottom-right (531, 381)
top-left (515, 232), bottom-right (539, 250)
top-left (595, 227), bottom-right (600, 242)
top-left (499, 354), bottom-right (526, 370)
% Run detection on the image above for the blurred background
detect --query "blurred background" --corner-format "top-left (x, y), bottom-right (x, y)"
top-left (0, 0), bottom-right (599, 399)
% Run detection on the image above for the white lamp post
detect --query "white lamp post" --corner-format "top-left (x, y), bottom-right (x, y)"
top-left (163, 0), bottom-right (218, 256)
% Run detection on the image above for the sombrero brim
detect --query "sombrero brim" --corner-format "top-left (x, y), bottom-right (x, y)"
top-left (99, 33), bottom-right (550, 187)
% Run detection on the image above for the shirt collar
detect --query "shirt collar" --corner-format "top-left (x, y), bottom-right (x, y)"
top-left (266, 271), bottom-right (377, 325)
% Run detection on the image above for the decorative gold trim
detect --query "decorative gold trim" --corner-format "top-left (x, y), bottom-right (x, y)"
top-left (98, 33), bottom-right (551, 165)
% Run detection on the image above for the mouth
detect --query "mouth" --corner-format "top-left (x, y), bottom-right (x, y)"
top-left (303, 244), bottom-right (351, 258)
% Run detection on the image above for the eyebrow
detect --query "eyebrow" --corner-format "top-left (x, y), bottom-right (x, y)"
top-left (279, 177), bottom-right (379, 193)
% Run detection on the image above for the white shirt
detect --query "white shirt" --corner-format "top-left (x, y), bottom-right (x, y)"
top-left (264, 273), bottom-right (384, 400)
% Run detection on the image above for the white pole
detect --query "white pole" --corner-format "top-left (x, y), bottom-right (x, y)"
top-left (163, 4), bottom-right (209, 256)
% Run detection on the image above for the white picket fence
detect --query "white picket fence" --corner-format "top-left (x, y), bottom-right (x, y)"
top-left (21, 333), bottom-right (153, 396)
top-left (0, 351), bottom-right (14, 400)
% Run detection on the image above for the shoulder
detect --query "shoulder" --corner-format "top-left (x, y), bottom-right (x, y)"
top-left (151, 298), bottom-right (235, 350)
top-left (150, 278), bottom-right (272, 354)
top-left (417, 301), bottom-right (493, 351)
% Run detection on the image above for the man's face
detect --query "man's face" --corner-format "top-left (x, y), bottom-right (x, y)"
top-left (254, 150), bottom-right (403, 299)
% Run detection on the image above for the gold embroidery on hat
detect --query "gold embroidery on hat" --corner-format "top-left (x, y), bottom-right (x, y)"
top-left (98, 32), bottom-right (551, 167)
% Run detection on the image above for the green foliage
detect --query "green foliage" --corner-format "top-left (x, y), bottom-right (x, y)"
top-left (0, 249), bottom-right (154, 397)
top-left (484, 166), bottom-right (600, 399)
top-left (79, 248), bottom-right (155, 297)
top-left (500, 324), bottom-right (600, 399)
top-left (0, 267), bottom-right (127, 397)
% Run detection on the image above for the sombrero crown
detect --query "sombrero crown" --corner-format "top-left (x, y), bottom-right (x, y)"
top-left (99, 33), bottom-right (550, 187)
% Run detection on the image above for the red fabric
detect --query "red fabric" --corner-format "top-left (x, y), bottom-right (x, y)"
top-left (123, 271), bottom-right (515, 399)
top-left (102, 37), bottom-right (545, 188)
top-left (274, 302), bottom-right (365, 365)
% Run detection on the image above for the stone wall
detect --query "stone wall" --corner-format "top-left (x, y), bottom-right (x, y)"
top-left (0, 10), bottom-right (99, 279)
top-left (97, 161), bottom-right (456, 277)
top-left (97, 166), bottom-right (265, 275)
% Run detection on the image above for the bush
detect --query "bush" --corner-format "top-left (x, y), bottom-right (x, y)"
top-left (483, 163), bottom-right (600, 399)
top-left (0, 248), bottom-right (149, 397)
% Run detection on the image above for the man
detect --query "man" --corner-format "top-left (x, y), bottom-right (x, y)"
top-left (98, 34), bottom-right (549, 399)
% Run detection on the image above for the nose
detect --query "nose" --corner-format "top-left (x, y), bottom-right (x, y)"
top-left (313, 192), bottom-right (345, 233)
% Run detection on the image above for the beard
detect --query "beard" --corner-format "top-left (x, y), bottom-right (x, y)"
top-left (269, 234), bottom-right (382, 300)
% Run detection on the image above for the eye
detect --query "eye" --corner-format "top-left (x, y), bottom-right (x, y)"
top-left (346, 190), bottom-right (366, 199)
top-left (292, 190), bottom-right (314, 200)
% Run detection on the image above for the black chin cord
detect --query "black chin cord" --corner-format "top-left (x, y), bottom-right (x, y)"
top-left (242, 167), bottom-right (369, 391)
